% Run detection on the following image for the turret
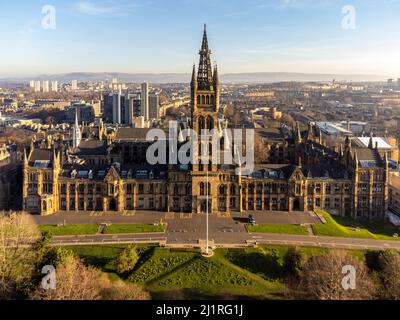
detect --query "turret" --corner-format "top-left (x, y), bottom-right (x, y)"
top-left (23, 148), bottom-right (28, 166)
top-left (368, 132), bottom-right (374, 149)
top-left (295, 122), bottom-right (302, 144)
top-left (354, 150), bottom-right (359, 170)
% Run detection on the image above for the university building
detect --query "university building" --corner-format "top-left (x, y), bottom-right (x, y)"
top-left (22, 27), bottom-right (390, 221)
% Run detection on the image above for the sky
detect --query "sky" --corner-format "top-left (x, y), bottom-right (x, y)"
top-left (1, 0), bottom-right (400, 77)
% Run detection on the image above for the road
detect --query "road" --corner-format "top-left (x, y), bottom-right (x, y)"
top-left (48, 213), bottom-right (400, 251)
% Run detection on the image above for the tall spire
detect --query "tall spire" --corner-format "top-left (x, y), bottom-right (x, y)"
top-left (72, 109), bottom-right (81, 149)
top-left (191, 64), bottom-right (197, 85)
top-left (197, 24), bottom-right (213, 89)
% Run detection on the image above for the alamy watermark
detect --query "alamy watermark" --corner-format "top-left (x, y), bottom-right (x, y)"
top-left (341, 265), bottom-right (356, 290)
top-left (41, 265), bottom-right (56, 290)
top-left (341, 5), bottom-right (356, 30)
top-left (41, 5), bottom-right (56, 30)
top-left (146, 121), bottom-right (255, 175)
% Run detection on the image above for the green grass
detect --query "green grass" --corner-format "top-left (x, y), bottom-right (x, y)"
top-left (39, 224), bottom-right (99, 236)
top-left (39, 224), bottom-right (166, 236)
top-left (246, 224), bottom-right (309, 235)
top-left (135, 249), bottom-right (284, 299)
top-left (313, 209), bottom-right (400, 240)
top-left (105, 224), bottom-right (165, 234)
top-left (65, 244), bottom-right (370, 300)
top-left (65, 245), bottom-right (128, 280)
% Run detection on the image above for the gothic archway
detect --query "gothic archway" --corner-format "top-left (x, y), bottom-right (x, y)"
top-left (293, 198), bottom-right (301, 211)
top-left (109, 198), bottom-right (117, 211)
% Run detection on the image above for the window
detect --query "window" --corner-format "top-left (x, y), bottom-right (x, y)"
top-left (325, 198), bottom-right (331, 208)
top-left (70, 199), bottom-right (75, 211)
top-left (138, 184), bottom-right (144, 194)
top-left (78, 184), bottom-right (85, 194)
top-left (138, 198), bottom-right (144, 208)
top-left (126, 184), bottom-right (132, 194)
top-left (200, 182), bottom-right (205, 196)
top-left (61, 199), bottom-right (66, 211)
top-left (325, 184), bottom-right (331, 194)
top-left (61, 184), bottom-right (67, 195)
top-left (78, 198), bottom-right (84, 210)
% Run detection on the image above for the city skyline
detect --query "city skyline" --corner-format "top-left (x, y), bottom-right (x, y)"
top-left (1, 0), bottom-right (400, 77)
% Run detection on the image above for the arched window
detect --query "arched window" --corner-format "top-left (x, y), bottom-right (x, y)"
top-left (197, 95), bottom-right (200, 104)
top-left (206, 95), bottom-right (210, 104)
top-left (207, 117), bottom-right (214, 130)
top-left (219, 185), bottom-right (226, 195)
top-left (249, 183), bottom-right (255, 193)
top-left (198, 116), bottom-right (204, 134)
top-left (174, 184), bottom-right (179, 195)
top-left (200, 182), bottom-right (205, 196)
top-left (202, 95), bottom-right (205, 104)
top-left (209, 142), bottom-right (213, 156)
top-left (230, 184), bottom-right (236, 195)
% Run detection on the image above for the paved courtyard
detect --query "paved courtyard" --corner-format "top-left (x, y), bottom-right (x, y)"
top-left (32, 210), bottom-right (321, 227)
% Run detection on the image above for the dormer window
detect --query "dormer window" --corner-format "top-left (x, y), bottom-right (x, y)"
top-left (71, 169), bottom-right (77, 179)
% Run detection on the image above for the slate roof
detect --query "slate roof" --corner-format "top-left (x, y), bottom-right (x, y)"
top-left (73, 140), bottom-right (107, 156)
top-left (115, 128), bottom-right (169, 142)
top-left (28, 149), bottom-right (54, 167)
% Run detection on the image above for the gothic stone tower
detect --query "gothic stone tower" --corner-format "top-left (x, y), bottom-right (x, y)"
top-left (191, 25), bottom-right (221, 214)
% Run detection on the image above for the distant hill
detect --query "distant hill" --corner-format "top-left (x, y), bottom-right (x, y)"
top-left (0, 72), bottom-right (388, 84)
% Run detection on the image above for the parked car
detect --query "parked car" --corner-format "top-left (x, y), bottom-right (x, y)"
top-left (249, 214), bottom-right (256, 225)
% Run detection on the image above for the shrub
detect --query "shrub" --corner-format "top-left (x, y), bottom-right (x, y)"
top-left (283, 247), bottom-right (305, 276)
top-left (116, 245), bottom-right (139, 275)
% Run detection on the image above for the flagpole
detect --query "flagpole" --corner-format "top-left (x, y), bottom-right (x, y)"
top-left (206, 171), bottom-right (209, 255)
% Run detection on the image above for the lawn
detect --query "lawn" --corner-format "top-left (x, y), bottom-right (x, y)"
top-left (105, 224), bottom-right (165, 234)
top-left (39, 224), bottom-right (99, 236)
top-left (39, 223), bottom-right (165, 236)
top-left (246, 224), bottom-right (309, 235)
top-left (66, 244), bottom-right (150, 281)
top-left (66, 244), bottom-right (368, 300)
top-left (312, 209), bottom-right (400, 240)
top-left (133, 248), bottom-right (284, 299)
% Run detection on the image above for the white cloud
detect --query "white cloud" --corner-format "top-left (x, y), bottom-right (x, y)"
top-left (256, 0), bottom-right (336, 10)
top-left (73, 1), bottom-right (141, 16)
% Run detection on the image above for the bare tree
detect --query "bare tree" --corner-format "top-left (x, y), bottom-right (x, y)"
top-left (0, 211), bottom-right (40, 299)
top-left (379, 251), bottom-right (400, 300)
top-left (224, 105), bottom-right (235, 119)
top-left (31, 255), bottom-right (109, 300)
top-left (286, 251), bottom-right (376, 300)
top-left (31, 254), bottom-right (150, 300)
top-left (254, 134), bottom-right (269, 163)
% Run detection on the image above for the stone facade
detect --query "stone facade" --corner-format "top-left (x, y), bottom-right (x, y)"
top-left (22, 27), bottom-right (389, 221)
